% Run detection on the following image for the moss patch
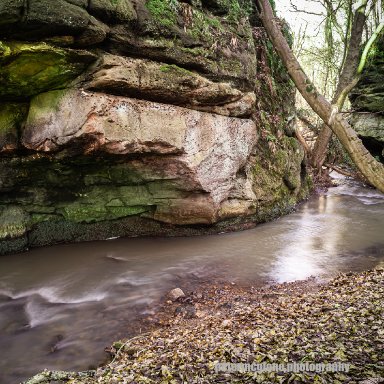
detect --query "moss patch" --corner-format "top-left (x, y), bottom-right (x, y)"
top-left (0, 41), bottom-right (96, 101)
top-left (159, 64), bottom-right (194, 75)
top-left (145, 0), bottom-right (178, 28)
top-left (0, 102), bottom-right (28, 151)
top-left (0, 206), bottom-right (29, 239)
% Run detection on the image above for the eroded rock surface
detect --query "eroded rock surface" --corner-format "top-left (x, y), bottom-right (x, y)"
top-left (86, 55), bottom-right (256, 117)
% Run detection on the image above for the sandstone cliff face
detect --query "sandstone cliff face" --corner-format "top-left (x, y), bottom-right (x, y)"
top-left (350, 35), bottom-right (384, 162)
top-left (0, 0), bottom-right (310, 254)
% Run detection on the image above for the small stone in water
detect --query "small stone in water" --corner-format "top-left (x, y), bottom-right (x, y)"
top-left (168, 288), bottom-right (185, 301)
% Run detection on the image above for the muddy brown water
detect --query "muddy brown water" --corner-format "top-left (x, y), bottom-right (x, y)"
top-left (0, 175), bottom-right (383, 383)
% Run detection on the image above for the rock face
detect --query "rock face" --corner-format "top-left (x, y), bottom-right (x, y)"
top-left (0, 0), bottom-right (310, 254)
top-left (349, 35), bottom-right (384, 162)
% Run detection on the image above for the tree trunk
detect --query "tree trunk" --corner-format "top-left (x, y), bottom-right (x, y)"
top-left (311, 4), bottom-right (367, 169)
top-left (255, 0), bottom-right (384, 192)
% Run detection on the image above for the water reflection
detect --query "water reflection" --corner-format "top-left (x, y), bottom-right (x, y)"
top-left (270, 182), bottom-right (384, 283)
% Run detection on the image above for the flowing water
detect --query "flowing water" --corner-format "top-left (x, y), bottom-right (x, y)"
top-left (0, 176), bottom-right (384, 383)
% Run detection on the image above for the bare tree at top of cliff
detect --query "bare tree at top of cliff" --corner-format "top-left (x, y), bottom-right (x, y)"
top-left (254, 0), bottom-right (384, 192)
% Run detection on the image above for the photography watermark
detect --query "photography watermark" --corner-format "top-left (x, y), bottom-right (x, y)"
top-left (214, 361), bottom-right (350, 374)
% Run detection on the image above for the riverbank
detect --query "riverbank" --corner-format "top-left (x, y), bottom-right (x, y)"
top-left (27, 268), bottom-right (384, 383)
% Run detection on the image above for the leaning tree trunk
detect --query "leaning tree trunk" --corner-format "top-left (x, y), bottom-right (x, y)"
top-left (311, 2), bottom-right (367, 169)
top-left (255, 0), bottom-right (384, 193)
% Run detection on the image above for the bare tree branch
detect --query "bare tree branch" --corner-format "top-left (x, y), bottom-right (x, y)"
top-left (289, 0), bottom-right (325, 16)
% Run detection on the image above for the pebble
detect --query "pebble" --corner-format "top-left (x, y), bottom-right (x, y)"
top-left (168, 288), bottom-right (185, 301)
top-left (221, 319), bottom-right (232, 328)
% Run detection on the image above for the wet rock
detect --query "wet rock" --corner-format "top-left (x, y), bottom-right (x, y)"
top-left (168, 288), bottom-right (185, 301)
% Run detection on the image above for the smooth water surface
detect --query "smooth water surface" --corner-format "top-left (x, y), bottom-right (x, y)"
top-left (0, 177), bottom-right (383, 383)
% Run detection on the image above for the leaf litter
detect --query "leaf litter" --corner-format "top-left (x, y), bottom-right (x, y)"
top-left (67, 268), bottom-right (384, 383)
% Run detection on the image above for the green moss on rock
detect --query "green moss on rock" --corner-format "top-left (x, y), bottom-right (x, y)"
top-left (0, 206), bottom-right (29, 239)
top-left (0, 102), bottom-right (28, 152)
top-left (159, 64), bottom-right (194, 75)
top-left (251, 133), bottom-right (306, 211)
top-left (0, 41), bottom-right (96, 101)
top-left (61, 203), bottom-right (150, 223)
top-left (145, 0), bottom-right (178, 28)
top-left (130, 0), bottom-right (257, 90)
top-left (89, 0), bottom-right (137, 23)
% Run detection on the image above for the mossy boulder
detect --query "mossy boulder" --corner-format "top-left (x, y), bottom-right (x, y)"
top-left (349, 35), bottom-right (384, 160)
top-left (350, 35), bottom-right (384, 113)
top-left (89, 0), bottom-right (137, 23)
top-left (0, 41), bottom-right (97, 101)
top-left (251, 135), bottom-right (305, 209)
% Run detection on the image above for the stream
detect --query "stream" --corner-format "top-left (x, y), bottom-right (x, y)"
top-left (0, 176), bottom-right (383, 383)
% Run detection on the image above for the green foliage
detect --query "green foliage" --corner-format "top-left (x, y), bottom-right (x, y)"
top-left (225, 0), bottom-right (254, 22)
top-left (145, 0), bottom-right (178, 28)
